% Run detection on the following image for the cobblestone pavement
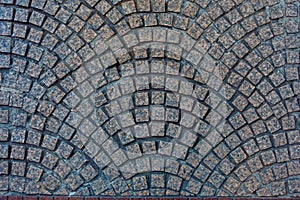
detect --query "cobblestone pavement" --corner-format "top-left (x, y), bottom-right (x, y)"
top-left (0, 0), bottom-right (299, 197)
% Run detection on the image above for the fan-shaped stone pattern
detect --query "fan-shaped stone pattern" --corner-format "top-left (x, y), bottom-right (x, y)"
top-left (0, 0), bottom-right (299, 197)
top-left (70, 38), bottom-right (230, 195)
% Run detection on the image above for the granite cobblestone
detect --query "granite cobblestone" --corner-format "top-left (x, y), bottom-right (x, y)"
top-left (0, 0), bottom-right (299, 197)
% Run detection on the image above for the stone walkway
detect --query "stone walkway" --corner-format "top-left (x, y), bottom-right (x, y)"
top-left (0, 0), bottom-right (299, 197)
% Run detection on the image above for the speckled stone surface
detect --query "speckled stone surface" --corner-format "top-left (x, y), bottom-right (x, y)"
top-left (0, 0), bottom-right (299, 197)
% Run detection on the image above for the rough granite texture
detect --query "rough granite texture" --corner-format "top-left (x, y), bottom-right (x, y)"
top-left (0, 0), bottom-right (299, 197)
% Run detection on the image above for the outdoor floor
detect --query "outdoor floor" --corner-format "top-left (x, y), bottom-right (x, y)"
top-left (0, 0), bottom-right (299, 198)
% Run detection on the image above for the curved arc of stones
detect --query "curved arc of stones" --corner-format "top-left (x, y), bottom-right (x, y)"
top-left (65, 25), bottom-right (233, 194)
top-left (0, 3), bottom-right (243, 195)
top-left (1, 0), bottom-right (299, 196)
top-left (219, 143), bottom-right (299, 196)
top-left (0, 15), bottom-right (111, 195)
top-left (0, 144), bottom-right (77, 195)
